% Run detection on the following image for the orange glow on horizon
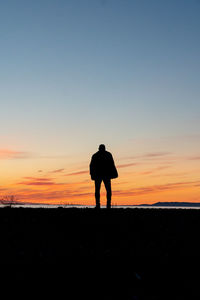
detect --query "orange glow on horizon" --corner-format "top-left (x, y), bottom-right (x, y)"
top-left (1, 171), bottom-right (200, 206)
top-left (1, 146), bottom-right (200, 206)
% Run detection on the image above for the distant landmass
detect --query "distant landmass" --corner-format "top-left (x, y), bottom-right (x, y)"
top-left (139, 202), bottom-right (200, 207)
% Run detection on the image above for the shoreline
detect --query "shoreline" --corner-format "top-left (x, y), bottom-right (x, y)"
top-left (1, 204), bottom-right (200, 209)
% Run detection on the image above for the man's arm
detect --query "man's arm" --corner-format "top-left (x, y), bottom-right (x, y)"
top-left (110, 153), bottom-right (115, 165)
top-left (109, 153), bottom-right (118, 179)
top-left (89, 155), bottom-right (95, 179)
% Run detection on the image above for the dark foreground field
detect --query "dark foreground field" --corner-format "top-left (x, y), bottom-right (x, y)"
top-left (1, 207), bottom-right (200, 298)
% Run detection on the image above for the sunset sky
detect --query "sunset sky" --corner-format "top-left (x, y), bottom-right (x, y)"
top-left (1, 0), bottom-right (200, 205)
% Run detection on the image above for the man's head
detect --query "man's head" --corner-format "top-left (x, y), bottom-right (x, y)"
top-left (99, 144), bottom-right (106, 152)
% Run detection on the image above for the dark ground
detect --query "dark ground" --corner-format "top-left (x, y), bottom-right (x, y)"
top-left (1, 207), bottom-right (200, 298)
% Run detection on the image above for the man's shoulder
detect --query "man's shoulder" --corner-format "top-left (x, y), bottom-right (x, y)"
top-left (92, 152), bottom-right (99, 159)
top-left (92, 151), bottom-right (112, 158)
top-left (105, 151), bottom-right (112, 157)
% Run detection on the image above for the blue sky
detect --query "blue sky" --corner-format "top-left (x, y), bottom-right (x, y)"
top-left (1, 0), bottom-right (200, 163)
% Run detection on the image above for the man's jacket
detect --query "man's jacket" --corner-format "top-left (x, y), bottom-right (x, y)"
top-left (90, 151), bottom-right (118, 180)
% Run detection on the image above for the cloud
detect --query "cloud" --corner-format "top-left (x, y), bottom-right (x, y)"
top-left (39, 155), bottom-right (69, 159)
top-left (114, 180), bottom-right (200, 197)
top-left (0, 187), bottom-right (8, 193)
top-left (15, 187), bottom-right (93, 204)
top-left (23, 177), bottom-right (53, 181)
top-left (117, 163), bottom-right (138, 169)
top-left (0, 149), bottom-right (30, 159)
top-left (41, 191), bottom-right (92, 200)
top-left (138, 166), bottom-right (170, 176)
top-left (188, 156), bottom-right (200, 161)
top-left (19, 181), bottom-right (55, 186)
top-left (143, 152), bottom-right (171, 158)
top-left (138, 171), bottom-right (154, 175)
top-left (66, 170), bottom-right (88, 176)
top-left (19, 177), bottom-right (56, 186)
top-left (50, 168), bottom-right (65, 173)
top-left (124, 152), bottom-right (172, 161)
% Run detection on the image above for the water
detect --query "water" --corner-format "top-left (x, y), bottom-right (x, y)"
top-left (1, 204), bottom-right (200, 209)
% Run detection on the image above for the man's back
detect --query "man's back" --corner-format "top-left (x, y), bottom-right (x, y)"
top-left (90, 148), bottom-right (118, 180)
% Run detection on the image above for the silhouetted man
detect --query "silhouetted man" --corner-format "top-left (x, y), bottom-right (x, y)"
top-left (90, 144), bottom-right (118, 209)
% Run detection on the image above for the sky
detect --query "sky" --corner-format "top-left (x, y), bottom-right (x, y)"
top-left (1, 0), bottom-right (200, 205)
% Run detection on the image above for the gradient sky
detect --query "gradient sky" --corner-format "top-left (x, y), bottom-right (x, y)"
top-left (1, 0), bottom-right (200, 205)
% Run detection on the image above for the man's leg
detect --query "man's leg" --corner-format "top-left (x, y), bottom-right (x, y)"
top-left (104, 178), bottom-right (112, 209)
top-left (95, 179), bottom-right (102, 209)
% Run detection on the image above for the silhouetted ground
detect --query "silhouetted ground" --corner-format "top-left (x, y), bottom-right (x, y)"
top-left (1, 207), bottom-right (200, 298)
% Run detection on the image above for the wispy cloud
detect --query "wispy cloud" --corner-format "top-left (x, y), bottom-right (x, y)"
top-left (50, 168), bottom-right (65, 174)
top-left (114, 180), bottom-right (200, 197)
top-left (19, 181), bottom-right (55, 186)
top-left (0, 149), bottom-right (30, 159)
top-left (125, 152), bottom-right (172, 161)
top-left (18, 177), bottom-right (57, 186)
top-left (187, 155), bottom-right (200, 161)
top-left (117, 163), bottom-right (138, 169)
top-left (14, 184), bottom-right (93, 204)
top-left (0, 187), bottom-right (8, 193)
top-left (39, 155), bottom-right (69, 159)
top-left (66, 170), bottom-right (88, 176)
top-left (138, 166), bottom-right (170, 176)
top-left (144, 152), bottom-right (171, 158)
